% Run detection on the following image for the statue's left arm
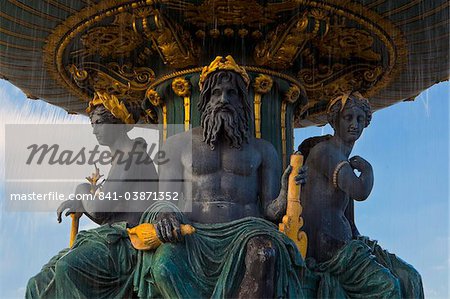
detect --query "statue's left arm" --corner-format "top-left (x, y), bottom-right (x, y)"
top-left (338, 155), bottom-right (374, 201)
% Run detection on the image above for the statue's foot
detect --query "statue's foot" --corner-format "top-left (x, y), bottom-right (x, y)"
top-left (237, 236), bottom-right (276, 299)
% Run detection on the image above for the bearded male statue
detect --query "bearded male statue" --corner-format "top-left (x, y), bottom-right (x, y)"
top-left (133, 56), bottom-right (308, 299)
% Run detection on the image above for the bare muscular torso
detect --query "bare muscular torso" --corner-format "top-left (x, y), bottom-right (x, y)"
top-left (160, 127), bottom-right (283, 224)
top-left (180, 128), bottom-right (267, 223)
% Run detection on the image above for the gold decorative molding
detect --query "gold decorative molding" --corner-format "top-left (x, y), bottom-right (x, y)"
top-left (147, 66), bottom-right (302, 92)
top-left (43, 0), bottom-right (153, 103)
top-left (253, 74), bottom-right (273, 138)
top-left (255, 10), bottom-right (327, 69)
top-left (145, 89), bottom-right (167, 141)
top-left (163, 0), bottom-right (299, 28)
top-left (80, 13), bottom-right (143, 58)
top-left (136, 8), bottom-right (200, 68)
top-left (162, 104), bottom-right (168, 142)
top-left (41, 0), bottom-right (407, 125)
top-left (145, 89), bottom-right (162, 106)
top-left (68, 62), bottom-right (155, 108)
top-left (281, 101), bottom-right (287, 170)
top-left (294, 0), bottom-right (407, 105)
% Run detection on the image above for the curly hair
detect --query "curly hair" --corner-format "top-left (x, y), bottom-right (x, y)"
top-left (198, 70), bottom-right (252, 122)
top-left (327, 93), bottom-right (372, 129)
top-left (198, 71), bottom-right (252, 149)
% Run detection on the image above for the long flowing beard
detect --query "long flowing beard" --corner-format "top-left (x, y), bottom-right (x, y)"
top-left (201, 104), bottom-right (249, 150)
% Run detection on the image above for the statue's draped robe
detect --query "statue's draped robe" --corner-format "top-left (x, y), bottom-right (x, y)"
top-left (26, 202), bottom-right (422, 299)
top-left (26, 223), bottom-right (136, 299)
top-left (310, 237), bottom-right (423, 299)
top-left (26, 202), bottom-right (311, 299)
top-left (133, 203), bottom-right (309, 298)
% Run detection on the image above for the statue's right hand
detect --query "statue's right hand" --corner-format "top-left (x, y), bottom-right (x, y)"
top-left (56, 200), bottom-right (83, 223)
top-left (155, 212), bottom-right (182, 243)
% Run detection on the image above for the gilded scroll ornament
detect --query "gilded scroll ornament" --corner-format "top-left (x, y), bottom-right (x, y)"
top-left (254, 10), bottom-right (328, 69)
top-left (253, 74), bottom-right (273, 94)
top-left (172, 77), bottom-right (191, 97)
top-left (68, 63), bottom-right (155, 106)
top-left (173, 0), bottom-right (272, 27)
top-left (298, 64), bottom-right (383, 103)
top-left (314, 27), bottom-right (381, 62)
top-left (137, 9), bottom-right (200, 68)
top-left (42, 0), bottom-right (406, 125)
top-left (81, 27), bottom-right (142, 58)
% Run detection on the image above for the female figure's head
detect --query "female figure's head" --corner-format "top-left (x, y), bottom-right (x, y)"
top-left (327, 92), bottom-right (372, 144)
top-left (87, 94), bottom-right (142, 146)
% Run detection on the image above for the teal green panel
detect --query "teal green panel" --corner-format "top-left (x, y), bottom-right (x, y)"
top-left (2, 2), bottom-right (61, 29)
top-left (0, 17), bottom-right (48, 39)
top-left (188, 74), bottom-right (201, 128)
top-left (260, 80), bottom-right (282, 172)
top-left (285, 103), bottom-right (295, 167)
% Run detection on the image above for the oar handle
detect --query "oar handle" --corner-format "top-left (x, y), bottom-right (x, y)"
top-left (69, 213), bottom-right (82, 247)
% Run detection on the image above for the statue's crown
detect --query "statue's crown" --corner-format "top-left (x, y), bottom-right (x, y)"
top-left (199, 55), bottom-right (250, 91)
top-left (86, 92), bottom-right (135, 124)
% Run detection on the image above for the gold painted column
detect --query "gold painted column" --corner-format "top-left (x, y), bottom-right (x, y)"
top-left (145, 89), bottom-right (167, 142)
top-left (253, 75), bottom-right (273, 138)
top-left (282, 85), bottom-right (301, 169)
top-left (171, 77), bottom-right (191, 132)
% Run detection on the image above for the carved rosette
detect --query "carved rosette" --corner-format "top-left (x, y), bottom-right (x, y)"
top-left (171, 78), bottom-right (192, 131)
top-left (145, 89), bottom-right (162, 107)
top-left (284, 85), bottom-right (301, 104)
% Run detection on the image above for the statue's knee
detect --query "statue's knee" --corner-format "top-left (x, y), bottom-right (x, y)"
top-left (152, 262), bottom-right (173, 282)
top-left (151, 244), bottom-right (177, 281)
top-left (245, 237), bottom-right (276, 266)
top-left (407, 266), bottom-right (423, 284)
top-left (54, 251), bottom-right (79, 278)
top-left (54, 259), bottom-right (72, 278)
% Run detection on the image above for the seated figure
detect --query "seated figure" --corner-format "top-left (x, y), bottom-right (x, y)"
top-left (299, 92), bottom-right (424, 298)
top-left (133, 56), bottom-right (309, 298)
top-left (26, 94), bottom-right (158, 298)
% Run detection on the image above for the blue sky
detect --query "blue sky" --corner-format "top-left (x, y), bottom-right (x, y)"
top-left (0, 79), bottom-right (449, 298)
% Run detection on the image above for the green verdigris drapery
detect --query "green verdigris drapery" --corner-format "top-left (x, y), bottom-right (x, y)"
top-left (133, 202), bottom-right (308, 298)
